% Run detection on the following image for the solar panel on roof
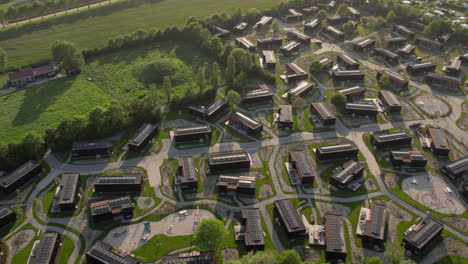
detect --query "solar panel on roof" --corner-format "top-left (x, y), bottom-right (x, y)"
top-left (212, 154), bottom-right (247, 163)
top-left (378, 132), bottom-right (409, 141)
top-left (181, 157), bottom-right (196, 180)
top-left (234, 112), bottom-right (260, 127)
top-left (371, 205), bottom-right (384, 235)
top-left (175, 126), bottom-right (210, 135)
top-left (320, 144), bottom-right (353, 152)
top-left (60, 174), bottom-right (79, 202)
top-left (412, 221), bottom-right (441, 245)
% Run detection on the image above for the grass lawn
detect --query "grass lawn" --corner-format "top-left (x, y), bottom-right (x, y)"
top-left (0, 75), bottom-right (113, 144)
top-left (58, 236), bottom-right (75, 264)
top-left (131, 234), bottom-right (193, 262)
top-left (0, 206), bottom-right (27, 239)
top-left (434, 255), bottom-right (468, 264)
top-left (0, 0), bottom-right (283, 68)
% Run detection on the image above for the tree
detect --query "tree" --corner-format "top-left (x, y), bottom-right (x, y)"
top-left (337, 3), bottom-right (349, 16)
top-left (310, 60), bottom-right (323, 73)
top-left (386, 10), bottom-right (396, 23)
top-left (0, 47), bottom-right (6, 73)
top-left (225, 54), bottom-right (237, 87)
top-left (384, 240), bottom-right (405, 264)
top-left (330, 93), bottom-right (346, 112)
top-left (272, 20), bottom-right (280, 33)
top-left (162, 76), bottom-right (172, 101)
top-left (197, 67), bottom-right (206, 93)
top-left (226, 90), bottom-right (241, 110)
top-left (234, 250), bottom-right (279, 264)
top-left (278, 250), bottom-right (302, 264)
top-left (316, 10), bottom-right (328, 21)
top-left (362, 257), bottom-right (384, 264)
top-left (366, 16), bottom-right (384, 30)
top-left (399, 260), bottom-right (417, 264)
top-left (0, 9), bottom-right (5, 28)
top-left (194, 219), bottom-right (226, 251)
top-left (211, 62), bottom-right (220, 89)
top-left (51, 40), bottom-right (84, 72)
top-left (342, 21), bottom-right (355, 36)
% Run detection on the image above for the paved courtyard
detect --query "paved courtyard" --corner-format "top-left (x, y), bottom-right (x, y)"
top-left (103, 209), bottom-right (215, 252)
top-left (402, 174), bottom-right (466, 215)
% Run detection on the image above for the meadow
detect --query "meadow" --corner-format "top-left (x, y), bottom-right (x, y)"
top-left (0, 76), bottom-right (113, 143)
top-left (0, 40), bottom-right (213, 143)
top-left (0, 0), bottom-right (283, 68)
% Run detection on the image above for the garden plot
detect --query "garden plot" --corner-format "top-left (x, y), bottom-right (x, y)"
top-left (103, 209), bottom-right (215, 252)
top-left (402, 174), bottom-right (466, 215)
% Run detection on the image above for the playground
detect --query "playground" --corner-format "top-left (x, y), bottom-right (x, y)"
top-left (402, 174), bottom-right (466, 215)
top-left (103, 208), bottom-right (216, 252)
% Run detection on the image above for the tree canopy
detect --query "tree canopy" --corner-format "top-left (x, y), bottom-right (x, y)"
top-left (226, 90), bottom-right (241, 110)
top-left (310, 60), bottom-right (323, 73)
top-left (0, 47), bottom-right (6, 73)
top-left (384, 240), bottom-right (406, 264)
top-left (317, 10), bottom-right (328, 21)
top-left (330, 93), bottom-right (346, 112)
top-left (51, 40), bottom-right (84, 72)
top-left (194, 218), bottom-right (226, 251)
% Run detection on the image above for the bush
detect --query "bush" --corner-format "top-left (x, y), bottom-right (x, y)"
top-left (133, 58), bottom-right (192, 86)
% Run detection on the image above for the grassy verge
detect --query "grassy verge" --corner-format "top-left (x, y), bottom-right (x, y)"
top-left (58, 236), bottom-right (75, 264)
top-left (131, 234), bottom-right (193, 262)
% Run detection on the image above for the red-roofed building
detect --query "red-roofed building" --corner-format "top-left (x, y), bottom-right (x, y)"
top-left (8, 63), bottom-right (60, 87)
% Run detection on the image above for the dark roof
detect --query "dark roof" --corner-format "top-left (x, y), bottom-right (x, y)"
top-left (257, 37), bottom-right (282, 44)
top-left (58, 173), bottom-right (80, 205)
top-left (325, 26), bottom-right (344, 36)
top-left (379, 90), bottom-right (401, 107)
top-left (427, 128), bottom-right (449, 150)
top-left (256, 16), bottom-right (272, 27)
top-left (0, 160), bottom-right (41, 189)
top-left (242, 84), bottom-right (273, 100)
top-left (161, 251), bottom-right (216, 264)
top-left (230, 112), bottom-right (262, 131)
top-left (305, 19), bottom-right (319, 28)
top-left (29, 233), bottom-right (60, 264)
top-left (355, 38), bottom-right (375, 48)
top-left (324, 213), bottom-right (346, 254)
top-left (96, 175), bottom-right (143, 185)
top-left (188, 99), bottom-right (226, 116)
top-left (285, 63), bottom-right (307, 75)
top-left (331, 160), bottom-right (363, 185)
top-left (234, 22), bottom-right (248, 31)
top-left (348, 6), bottom-right (360, 15)
top-left (378, 70), bottom-right (407, 84)
top-left (217, 175), bottom-right (256, 190)
top-left (90, 196), bottom-right (133, 217)
top-left (278, 105), bottom-right (293, 123)
top-left (174, 126), bottom-right (212, 137)
top-left (311, 102), bottom-right (335, 120)
top-left (288, 81), bottom-right (313, 97)
top-left (399, 44), bottom-right (415, 54)
top-left (72, 140), bottom-right (112, 151)
top-left (87, 241), bottom-right (140, 264)
top-left (375, 48), bottom-right (399, 59)
top-left (387, 37), bottom-right (407, 44)
top-left (319, 58), bottom-right (333, 67)
top-left (235, 37), bottom-right (255, 48)
top-left (408, 62), bottom-right (436, 70)
top-left (337, 54), bottom-right (358, 66)
top-left (442, 156), bottom-right (468, 176)
top-left (338, 86), bottom-right (366, 96)
top-left (446, 59), bottom-right (461, 70)
top-left (274, 199), bottom-right (306, 233)
top-left (0, 206), bottom-right (15, 219)
top-left (346, 102), bottom-right (379, 111)
top-left (128, 123), bottom-right (158, 147)
top-left (317, 143), bottom-right (358, 153)
top-left (287, 29), bottom-right (310, 41)
top-left (390, 151), bottom-right (427, 162)
top-left (281, 41), bottom-right (300, 52)
top-left (208, 151), bottom-right (250, 166)
top-left (333, 70), bottom-right (364, 76)
top-left (404, 216), bottom-right (443, 250)
top-left (178, 157), bottom-right (197, 182)
top-left (395, 25), bottom-right (414, 35)
top-left (427, 72), bottom-right (460, 84)
top-left (242, 208), bottom-right (264, 246)
top-left (8, 63), bottom-right (58, 81)
top-left (288, 8), bottom-right (303, 16)
top-left (262, 50), bottom-right (276, 64)
top-left (416, 37), bottom-right (443, 48)
top-left (363, 202), bottom-right (386, 240)
top-left (372, 131), bottom-right (411, 143)
top-left (289, 151), bottom-right (315, 179)
top-left (212, 26), bottom-right (230, 37)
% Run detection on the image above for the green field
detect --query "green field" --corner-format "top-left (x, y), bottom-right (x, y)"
top-left (0, 75), bottom-right (112, 143)
top-left (0, 0), bottom-right (283, 68)
top-left (0, 40), bottom-right (215, 144)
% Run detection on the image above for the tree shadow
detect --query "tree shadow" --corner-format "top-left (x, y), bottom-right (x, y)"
top-left (12, 77), bottom-right (75, 126)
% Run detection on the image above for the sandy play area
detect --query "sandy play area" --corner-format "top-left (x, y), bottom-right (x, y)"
top-left (103, 209), bottom-right (215, 252)
top-left (402, 174), bottom-right (466, 215)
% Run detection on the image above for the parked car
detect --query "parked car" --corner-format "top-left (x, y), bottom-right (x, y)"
top-left (409, 122), bottom-right (422, 128)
